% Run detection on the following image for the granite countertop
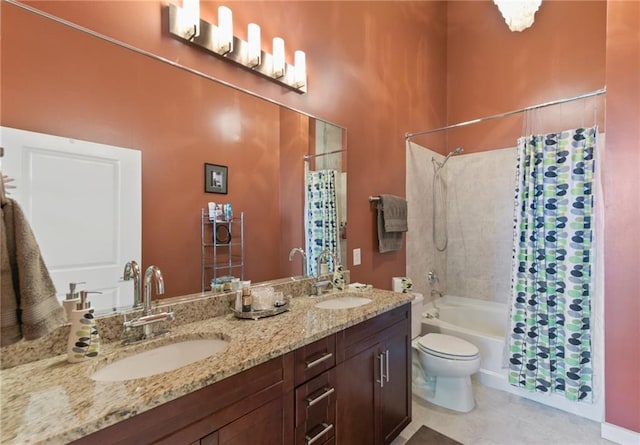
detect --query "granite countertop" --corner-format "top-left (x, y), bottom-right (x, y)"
top-left (0, 288), bottom-right (411, 444)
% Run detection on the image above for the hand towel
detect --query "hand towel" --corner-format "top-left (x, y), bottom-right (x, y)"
top-left (1, 197), bottom-right (65, 347)
top-left (380, 194), bottom-right (408, 232)
top-left (377, 205), bottom-right (401, 253)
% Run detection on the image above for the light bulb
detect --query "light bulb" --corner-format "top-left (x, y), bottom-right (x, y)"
top-left (180, 0), bottom-right (200, 39)
top-left (294, 50), bottom-right (306, 88)
top-left (217, 6), bottom-right (233, 54)
top-left (247, 23), bottom-right (261, 67)
top-left (272, 37), bottom-right (285, 78)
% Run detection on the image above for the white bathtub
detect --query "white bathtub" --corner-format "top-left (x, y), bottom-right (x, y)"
top-left (421, 295), bottom-right (604, 422)
top-left (421, 295), bottom-right (507, 375)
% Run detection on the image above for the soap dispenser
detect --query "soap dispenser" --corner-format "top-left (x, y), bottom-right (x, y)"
top-left (67, 291), bottom-right (101, 363)
top-left (63, 282), bottom-right (85, 321)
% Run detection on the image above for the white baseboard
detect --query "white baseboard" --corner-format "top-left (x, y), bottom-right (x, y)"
top-left (601, 422), bottom-right (640, 445)
top-left (475, 369), bottom-right (604, 422)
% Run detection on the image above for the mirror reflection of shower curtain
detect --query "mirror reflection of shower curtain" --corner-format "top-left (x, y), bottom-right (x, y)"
top-left (304, 169), bottom-right (339, 277)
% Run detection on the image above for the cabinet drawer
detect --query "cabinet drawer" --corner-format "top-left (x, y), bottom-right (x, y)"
top-left (295, 369), bottom-right (336, 445)
top-left (294, 334), bottom-right (336, 385)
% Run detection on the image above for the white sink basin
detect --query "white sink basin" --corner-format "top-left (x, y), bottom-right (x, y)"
top-left (315, 296), bottom-right (372, 310)
top-left (91, 338), bottom-right (229, 382)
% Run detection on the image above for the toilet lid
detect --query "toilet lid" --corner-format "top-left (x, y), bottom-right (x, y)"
top-left (417, 333), bottom-right (479, 359)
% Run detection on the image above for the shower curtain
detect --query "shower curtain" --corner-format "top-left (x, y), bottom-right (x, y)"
top-left (508, 125), bottom-right (597, 402)
top-left (305, 170), bottom-right (339, 277)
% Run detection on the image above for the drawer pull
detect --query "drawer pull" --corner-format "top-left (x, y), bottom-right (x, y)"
top-left (385, 349), bottom-right (390, 383)
top-left (307, 387), bottom-right (335, 407)
top-left (376, 352), bottom-right (385, 388)
top-left (305, 423), bottom-right (333, 445)
top-left (305, 352), bottom-right (333, 369)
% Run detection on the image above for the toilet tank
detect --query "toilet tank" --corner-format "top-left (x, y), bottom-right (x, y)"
top-left (410, 293), bottom-right (424, 339)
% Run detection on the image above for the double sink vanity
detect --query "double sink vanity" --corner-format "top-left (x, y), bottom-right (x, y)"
top-left (0, 279), bottom-right (412, 445)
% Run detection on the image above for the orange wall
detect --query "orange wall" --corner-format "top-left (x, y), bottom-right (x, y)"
top-left (442, 0), bottom-right (606, 154)
top-left (604, 0), bottom-right (640, 434)
top-left (9, 0), bottom-right (448, 291)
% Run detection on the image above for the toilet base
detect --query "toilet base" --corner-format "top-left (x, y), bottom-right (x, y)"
top-left (413, 375), bottom-right (475, 413)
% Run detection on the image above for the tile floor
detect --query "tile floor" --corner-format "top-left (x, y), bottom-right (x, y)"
top-left (392, 381), bottom-right (614, 445)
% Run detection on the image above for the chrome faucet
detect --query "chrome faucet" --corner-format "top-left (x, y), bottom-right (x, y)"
top-left (143, 265), bottom-right (165, 316)
top-left (312, 249), bottom-right (339, 296)
top-left (288, 247), bottom-right (307, 277)
top-left (316, 248), bottom-right (339, 277)
top-left (122, 260), bottom-right (142, 308)
top-left (123, 265), bottom-right (173, 343)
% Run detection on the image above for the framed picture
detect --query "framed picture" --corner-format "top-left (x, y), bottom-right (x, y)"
top-left (204, 163), bottom-right (228, 194)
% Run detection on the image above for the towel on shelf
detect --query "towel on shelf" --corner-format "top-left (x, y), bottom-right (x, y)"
top-left (376, 194), bottom-right (408, 253)
top-left (1, 197), bottom-right (65, 347)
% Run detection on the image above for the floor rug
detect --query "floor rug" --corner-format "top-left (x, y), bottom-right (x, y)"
top-left (405, 425), bottom-right (463, 445)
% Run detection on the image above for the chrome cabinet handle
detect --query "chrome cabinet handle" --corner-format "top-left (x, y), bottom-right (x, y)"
top-left (305, 352), bottom-right (333, 369)
top-left (385, 349), bottom-right (390, 383)
top-left (307, 387), bottom-right (335, 407)
top-left (306, 423), bottom-right (333, 445)
top-left (377, 352), bottom-right (385, 388)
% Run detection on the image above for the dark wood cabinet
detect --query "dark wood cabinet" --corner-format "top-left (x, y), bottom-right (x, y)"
top-left (335, 304), bottom-right (411, 445)
top-left (71, 354), bottom-right (294, 445)
top-left (71, 304), bottom-right (409, 445)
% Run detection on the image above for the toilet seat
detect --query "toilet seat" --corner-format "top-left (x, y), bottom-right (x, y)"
top-left (416, 333), bottom-right (479, 361)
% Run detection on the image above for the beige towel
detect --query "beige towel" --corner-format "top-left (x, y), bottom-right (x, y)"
top-left (1, 198), bottom-right (65, 347)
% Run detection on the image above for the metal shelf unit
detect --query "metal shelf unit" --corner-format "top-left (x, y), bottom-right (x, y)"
top-left (201, 209), bottom-right (244, 292)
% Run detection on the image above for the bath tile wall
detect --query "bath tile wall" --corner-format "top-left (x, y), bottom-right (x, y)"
top-left (446, 147), bottom-right (517, 303)
top-left (406, 143), bottom-right (516, 304)
top-left (406, 142), bottom-right (446, 302)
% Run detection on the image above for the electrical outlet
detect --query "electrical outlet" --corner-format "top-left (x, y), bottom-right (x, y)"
top-left (353, 248), bottom-right (361, 266)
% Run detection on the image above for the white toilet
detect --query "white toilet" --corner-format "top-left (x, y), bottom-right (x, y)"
top-left (411, 293), bottom-right (481, 413)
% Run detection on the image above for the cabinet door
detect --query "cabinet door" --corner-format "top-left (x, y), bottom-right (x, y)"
top-left (335, 344), bottom-right (379, 445)
top-left (380, 321), bottom-right (411, 444)
top-left (218, 397), bottom-right (284, 445)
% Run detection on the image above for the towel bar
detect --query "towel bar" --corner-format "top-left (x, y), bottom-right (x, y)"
top-left (369, 196), bottom-right (381, 202)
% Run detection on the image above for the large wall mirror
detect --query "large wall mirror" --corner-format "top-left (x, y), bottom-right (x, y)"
top-left (1, 2), bottom-right (347, 315)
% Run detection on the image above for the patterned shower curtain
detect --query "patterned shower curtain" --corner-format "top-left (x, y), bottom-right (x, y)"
top-left (508, 125), bottom-right (597, 402)
top-left (305, 170), bottom-right (339, 277)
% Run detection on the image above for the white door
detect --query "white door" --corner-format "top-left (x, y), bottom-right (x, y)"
top-left (1, 127), bottom-right (141, 315)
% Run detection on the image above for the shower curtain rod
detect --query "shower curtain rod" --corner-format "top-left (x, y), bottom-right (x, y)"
top-left (303, 149), bottom-right (346, 160)
top-left (405, 87), bottom-right (606, 141)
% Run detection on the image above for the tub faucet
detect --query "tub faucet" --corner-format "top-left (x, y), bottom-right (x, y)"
top-left (123, 265), bottom-right (174, 342)
top-left (288, 247), bottom-right (307, 277)
top-left (122, 260), bottom-right (142, 309)
top-left (430, 289), bottom-right (443, 299)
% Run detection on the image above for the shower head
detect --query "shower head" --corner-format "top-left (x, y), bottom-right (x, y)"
top-left (438, 147), bottom-right (464, 169)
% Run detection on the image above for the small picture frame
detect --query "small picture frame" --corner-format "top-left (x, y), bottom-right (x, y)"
top-left (204, 163), bottom-right (228, 194)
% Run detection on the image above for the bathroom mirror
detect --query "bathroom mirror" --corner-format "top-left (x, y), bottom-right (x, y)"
top-left (1, 2), bottom-right (347, 314)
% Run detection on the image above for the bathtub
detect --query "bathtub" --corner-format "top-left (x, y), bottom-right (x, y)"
top-left (421, 295), bottom-right (507, 376)
top-left (420, 295), bottom-right (604, 422)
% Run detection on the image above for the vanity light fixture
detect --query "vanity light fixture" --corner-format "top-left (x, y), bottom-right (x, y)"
top-left (167, 2), bottom-right (307, 93)
top-left (247, 23), bottom-right (261, 67)
top-left (493, 0), bottom-right (542, 32)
